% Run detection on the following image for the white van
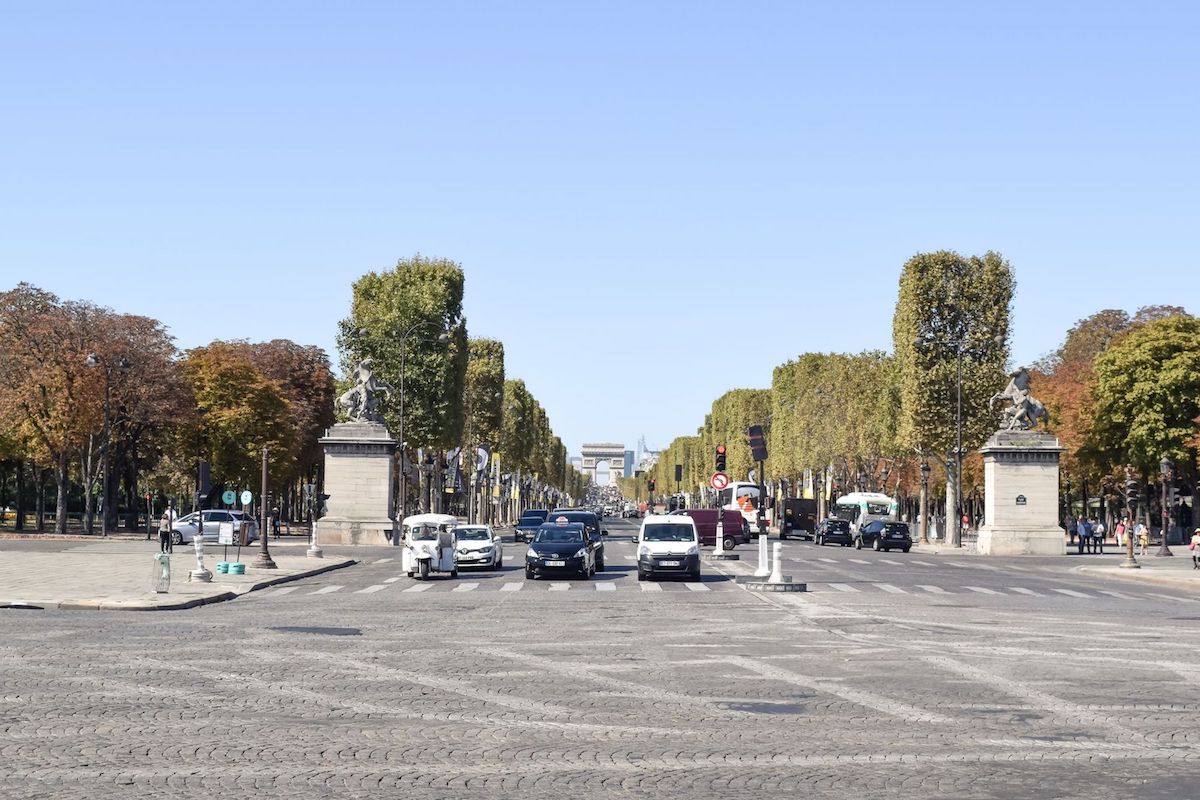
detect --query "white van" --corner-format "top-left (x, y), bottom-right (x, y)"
top-left (636, 515), bottom-right (700, 582)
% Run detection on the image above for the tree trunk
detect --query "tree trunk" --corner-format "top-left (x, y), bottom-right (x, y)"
top-left (55, 453), bottom-right (69, 533)
top-left (14, 460), bottom-right (26, 531)
top-left (35, 467), bottom-right (46, 531)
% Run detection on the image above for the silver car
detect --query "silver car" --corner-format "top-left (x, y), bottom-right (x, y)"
top-left (170, 510), bottom-right (260, 545)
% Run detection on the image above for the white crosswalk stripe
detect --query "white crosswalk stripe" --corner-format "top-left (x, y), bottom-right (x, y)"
top-left (311, 585), bottom-right (343, 595)
top-left (549, 582), bottom-right (570, 591)
top-left (1147, 592), bottom-right (1199, 603)
top-left (1009, 587), bottom-right (1040, 596)
top-left (375, 558), bottom-right (393, 564)
top-left (356, 584), bottom-right (388, 594)
top-left (817, 558), bottom-right (838, 564)
top-left (596, 582), bottom-right (616, 591)
top-left (685, 582), bottom-right (710, 592)
top-left (1052, 588), bottom-right (1090, 598)
top-left (639, 582), bottom-right (662, 592)
top-left (383, 577), bottom-right (401, 583)
top-left (880, 559), bottom-right (903, 566)
top-left (452, 582), bottom-right (480, 592)
top-left (1097, 590), bottom-right (1136, 600)
top-left (402, 583), bottom-right (434, 593)
top-left (828, 583), bottom-right (861, 593)
top-left (916, 585), bottom-right (948, 594)
top-left (266, 586), bottom-right (299, 596)
top-left (910, 560), bottom-right (937, 567)
top-left (499, 582), bottom-right (524, 592)
top-left (965, 586), bottom-right (1000, 595)
top-left (877, 584), bottom-right (906, 594)
top-left (849, 558), bottom-right (871, 565)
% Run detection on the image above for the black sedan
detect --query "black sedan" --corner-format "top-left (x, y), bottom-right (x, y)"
top-left (855, 520), bottom-right (913, 552)
top-left (524, 523), bottom-right (595, 580)
top-left (815, 518), bottom-right (853, 547)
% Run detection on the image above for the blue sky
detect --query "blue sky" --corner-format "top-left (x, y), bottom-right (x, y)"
top-left (2, 1), bottom-right (1197, 462)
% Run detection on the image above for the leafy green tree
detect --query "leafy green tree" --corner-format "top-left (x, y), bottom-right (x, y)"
top-left (464, 339), bottom-right (505, 449)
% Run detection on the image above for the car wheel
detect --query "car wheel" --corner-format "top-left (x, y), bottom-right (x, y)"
top-left (525, 568), bottom-right (534, 580)
top-left (494, 553), bottom-right (502, 569)
top-left (170, 531), bottom-right (182, 545)
top-left (780, 532), bottom-right (788, 540)
top-left (902, 546), bottom-right (911, 553)
top-left (418, 561), bottom-right (430, 580)
top-left (816, 536), bottom-right (823, 546)
top-left (406, 571), bottom-right (414, 578)
top-left (450, 569), bottom-right (458, 578)
top-left (855, 538), bottom-right (863, 550)
top-left (596, 555), bottom-right (605, 572)
top-left (723, 536), bottom-right (736, 551)
top-left (872, 538), bottom-right (881, 552)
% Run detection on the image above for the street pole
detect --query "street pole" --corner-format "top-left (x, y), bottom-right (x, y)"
top-left (952, 345), bottom-right (963, 548)
top-left (253, 447), bottom-right (277, 569)
top-left (100, 375), bottom-right (111, 537)
top-left (1120, 465), bottom-right (1139, 569)
top-left (919, 460), bottom-right (930, 544)
top-left (1156, 456), bottom-right (1173, 557)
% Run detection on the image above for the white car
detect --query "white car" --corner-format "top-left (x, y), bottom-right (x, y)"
top-left (170, 509), bottom-right (260, 545)
top-left (455, 525), bottom-right (503, 569)
top-left (636, 515), bottom-right (701, 581)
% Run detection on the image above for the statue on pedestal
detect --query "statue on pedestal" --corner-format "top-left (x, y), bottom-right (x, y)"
top-left (990, 367), bottom-right (1049, 431)
top-left (337, 359), bottom-right (393, 424)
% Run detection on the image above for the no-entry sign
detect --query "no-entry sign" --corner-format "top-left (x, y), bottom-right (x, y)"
top-left (711, 472), bottom-right (730, 491)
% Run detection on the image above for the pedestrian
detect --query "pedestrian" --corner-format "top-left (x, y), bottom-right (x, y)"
top-left (1077, 515), bottom-right (1090, 554)
top-left (1093, 518), bottom-right (1105, 554)
top-left (1136, 520), bottom-right (1149, 556)
top-left (271, 506), bottom-right (281, 539)
top-left (1190, 527), bottom-right (1200, 570)
top-left (1067, 515), bottom-right (1078, 544)
top-left (1115, 517), bottom-right (1126, 548)
top-left (158, 510), bottom-right (173, 554)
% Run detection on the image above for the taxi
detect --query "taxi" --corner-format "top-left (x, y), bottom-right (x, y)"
top-left (524, 517), bottom-right (596, 580)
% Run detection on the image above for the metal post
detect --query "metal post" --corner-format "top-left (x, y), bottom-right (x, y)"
top-left (952, 345), bottom-right (963, 548)
top-left (253, 447), bottom-right (277, 569)
top-left (1156, 456), bottom-right (1173, 557)
top-left (919, 460), bottom-right (930, 544)
top-left (1120, 466), bottom-right (1139, 569)
top-left (397, 346), bottom-right (406, 539)
top-left (100, 374), bottom-right (111, 536)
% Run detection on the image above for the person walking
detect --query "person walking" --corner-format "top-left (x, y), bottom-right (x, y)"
top-left (158, 510), bottom-right (173, 554)
top-left (1093, 518), bottom-right (1106, 554)
top-left (1114, 517), bottom-right (1126, 548)
top-left (1066, 515), bottom-right (1078, 545)
top-left (271, 506), bottom-right (281, 539)
top-left (1078, 515), bottom-right (1091, 554)
top-left (1136, 520), bottom-right (1149, 556)
top-left (1190, 527), bottom-right (1200, 570)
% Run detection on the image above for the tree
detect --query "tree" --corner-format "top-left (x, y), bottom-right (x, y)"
top-left (464, 339), bottom-right (505, 449)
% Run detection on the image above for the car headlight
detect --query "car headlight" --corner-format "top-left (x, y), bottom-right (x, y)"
top-left (686, 545), bottom-right (699, 556)
top-left (573, 548), bottom-right (587, 559)
top-left (638, 546), bottom-right (650, 557)
top-left (526, 549), bottom-right (540, 559)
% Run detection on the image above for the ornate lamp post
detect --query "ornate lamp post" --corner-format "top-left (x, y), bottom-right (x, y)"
top-left (252, 447), bottom-right (277, 569)
top-left (1156, 455), bottom-right (1173, 557)
top-left (918, 460), bottom-right (931, 544)
top-left (85, 353), bottom-right (130, 536)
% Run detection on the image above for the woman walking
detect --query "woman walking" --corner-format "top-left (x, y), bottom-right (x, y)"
top-left (1190, 527), bottom-right (1200, 570)
top-left (158, 511), bottom-right (173, 554)
top-left (1136, 520), bottom-right (1149, 556)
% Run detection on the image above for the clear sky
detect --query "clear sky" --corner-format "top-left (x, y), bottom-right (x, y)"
top-left (2, 1), bottom-right (1197, 463)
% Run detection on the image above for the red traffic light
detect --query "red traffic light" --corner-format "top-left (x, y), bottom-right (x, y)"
top-left (716, 445), bottom-right (726, 454)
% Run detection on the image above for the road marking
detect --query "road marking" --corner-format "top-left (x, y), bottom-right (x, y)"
top-left (1052, 588), bottom-right (1090, 598)
top-left (880, 559), bottom-right (903, 566)
top-left (828, 583), bottom-right (861, 593)
top-left (916, 584), bottom-right (948, 594)
top-left (266, 586), bottom-right (299, 596)
top-left (311, 585), bottom-right (343, 594)
top-left (596, 582), bottom-right (616, 591)
top-left (499, 582), bottom-right (524, 592)
top-left (383, 577), bottom-right (402, 583)
top-left (1007, 564), bottom-right (1030, 572)
top-left (849, 558), bottom-right (871, 565)
top-left (639, 582), bottom-right (662, 592)
top-left (549, 582), bottom-right (570, 591)
top-left (1147, 592), bottom-right (1199, 603)
top-left (685, 582), bottom-right (710, 592)
top-left (965, 586), bottom-right (1000, 595)
top-left (402, 583), bottom-right (434, 592)
top-left (911, 560), bottom-right (937, 567)
top-left (877, 584), bottom-right (906, 594)
top-left (356, 584), bottom-right (388, 594)
top-left (1009, 587), bottom-right (1040, 596)
top-left (817, 558), bottom-right (838, 564)
top-left (1097, 590), bottom-right (1136, 600)
top-left (375, 558), bottom-right (393, 564)
top-left (452, 582), bottom-right (480, 592)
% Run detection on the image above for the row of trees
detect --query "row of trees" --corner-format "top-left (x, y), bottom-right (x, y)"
top-left (638, 250), bottom-right (1199, 541)
top-left (0, 284), bottom-right (337, 533)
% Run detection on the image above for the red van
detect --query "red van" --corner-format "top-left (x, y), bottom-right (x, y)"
top-left (671, 508), bottom-right (750, 551)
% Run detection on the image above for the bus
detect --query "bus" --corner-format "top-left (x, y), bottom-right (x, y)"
top-left (831, 492), bottom-right (898, 533)
top-left (717, 481), bottom-right (769, 536)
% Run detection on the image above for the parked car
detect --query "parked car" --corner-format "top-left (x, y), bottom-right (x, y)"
top-left (637, 515), bottom-right (701, 581)
top-left (669, 508), bottom-right (748, 551)
top-left (779, 498), bottom-right (818, 540)
top-left (455, 524), bottom-right (504, 568)
top-left (525, 522), bottom-right (596, 580)
top-left (514, 509), bottom-right (549, 542)
top-left (170, 509), bottom-right (259, 545)
top-left (855, 520), bottom-right (913, 552)
top-left (814, 518), bottom-right (853, 547)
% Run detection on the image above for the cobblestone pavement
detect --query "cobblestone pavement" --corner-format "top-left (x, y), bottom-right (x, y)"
top-left (2, 519), bottom-right (1199, 799)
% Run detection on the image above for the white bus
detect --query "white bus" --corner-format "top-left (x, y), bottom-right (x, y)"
top-left (717, 481), bottom-right (769, 536)
top-left (831, 492), bottom-right (898, 533)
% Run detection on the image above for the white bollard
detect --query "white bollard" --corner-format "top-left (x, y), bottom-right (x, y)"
top-left (754, 532), bottom-right (770, 577)
top-left (714, 520), bottom-right (726, 555)
top-left (190, 535), bottom-right (212, 582)
top-left (769, 543), bottom-right (785, 583)
top-left (307, 519), bottom-right (323, 558)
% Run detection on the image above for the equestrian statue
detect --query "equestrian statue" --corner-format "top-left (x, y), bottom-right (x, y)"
top-left (989, 367), bottom-right (1049, 431)
top-left (337, 358), bottom-right (394, 424)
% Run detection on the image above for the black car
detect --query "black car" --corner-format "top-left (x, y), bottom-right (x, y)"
top-left (779, 498), bottom-right (817, 541)
top-left (815, 518), bottom-right (853, 547)
top-left (525, 522), bottom-right (596, 580)
top-left (514, 509), bottom-right (549, 543)
top-left (549, 509), bottom-right (607, 570)
top-left (856, 520), bottom-right (913, 552)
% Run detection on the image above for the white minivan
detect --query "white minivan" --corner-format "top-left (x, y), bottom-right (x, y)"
top-left (636, 515), bottom-right (701, 581)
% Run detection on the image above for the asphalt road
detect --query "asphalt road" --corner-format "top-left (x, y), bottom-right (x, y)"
top-left (2, 516), bottom-right (1198, 800)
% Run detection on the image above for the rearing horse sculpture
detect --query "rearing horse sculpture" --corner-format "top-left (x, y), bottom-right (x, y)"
top-left (990, 367), bottom-right (1048, 431)
top-left (337, 359), bottom-right (393, 424)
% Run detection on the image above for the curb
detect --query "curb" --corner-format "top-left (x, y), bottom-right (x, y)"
top-left (42, 559), bottom-right (358, 612)
top-left (1076, 565), bottom-right (1200, 593)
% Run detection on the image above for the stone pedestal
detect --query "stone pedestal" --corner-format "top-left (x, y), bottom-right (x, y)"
top-left (314, 422), bottom-right (397, 546)
top-left (977, 430), bottom-right (1065, 556)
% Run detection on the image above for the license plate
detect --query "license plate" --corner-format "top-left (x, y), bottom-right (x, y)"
top-left (660, 560), bottom-right (680, 567)
top-left (546, 560), bottom-right (565, 567)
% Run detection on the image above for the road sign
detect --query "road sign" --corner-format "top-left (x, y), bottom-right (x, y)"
top-left (240, 490), bottom-right (253, 505)
top-left (221, 490), bottom-right (236, 505)
top-left (218, 522), bottom-right (234, 545)
top-left (711, 472), bottom-right (730, 491)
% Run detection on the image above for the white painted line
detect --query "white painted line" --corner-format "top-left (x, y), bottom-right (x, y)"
top-left (311, 585), bottom-right (343, 594)
top-left (596, 582), bottom-right (616, 591)
top-left (817, 558), bottom-right (838, 564)
top-left (685, 582), bottom-right (710, 592)
top-left (499, 582), bottom-right (524, 592)
top-left (356, 584), bottom-right (388, 594)
top-left (267, 586), bottom-right (299, 596)
top-left (1147, 592), bottom-right (1199, 603)
top-left (549, 582), bottom-right (570, 591)
top-left (1007, 564), bottom-right (1030, 572)
top-left (640, 582), bottom-right (662, 592)
top-left (880, 559), bottom-right (902, 566)
top-left (965, 586), bottom-right (1000, 595)
top-left (916, 585), bottom-right (949, 594)
top-left (828, 583), bottom-right (861, 593)
top-left (452, 582), bottom-right (480, 592)
top-left (1052, 588), bottom-right (1091, 598)
top-left (877, 584), bottom-right (906, 594)
top-left (375, 558), bottom-right (393, 564)
top-left (849, 558), bottom-right (871, 565)
top-left (1009, 587), bottom-right (1040, 596)
top-left (403, 583), bottom-right (434, 592)
top-left (1097, 590), bottom-right (1136, 600)
top-left (383, 577), bottom-right (402, 583)
top-left (911, 560), bottom-right (937, 567)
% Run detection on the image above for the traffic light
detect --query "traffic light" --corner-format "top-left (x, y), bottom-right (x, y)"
top-left (1124, 476), bottom-right (1139, 510)
top-left (647, 479), bottom-right (656, 494)
top-left (747, 425), bottom-right (768, 462)
top-left (715, 444), bottom-right (727, 473)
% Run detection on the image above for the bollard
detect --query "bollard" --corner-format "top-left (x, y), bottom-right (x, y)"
top-left (754, 531), bottom-right (770, 577)
top-left (713, 521), bottom-right (726, 555)
top-left (307, 520), bottom-right (323, 559)
top-left (151, 553), bottom-right (171, 593)
top-left (189, 535), bottom-right (213, 583)
top-left (769, 543), bottom-right (785, 583)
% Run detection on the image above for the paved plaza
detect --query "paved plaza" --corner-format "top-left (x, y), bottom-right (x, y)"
top-left (2, 519), bottom-right (1199, 799)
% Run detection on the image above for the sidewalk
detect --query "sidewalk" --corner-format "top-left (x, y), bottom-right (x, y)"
top-left (1077, 553), bottom-right (1200, 592)
top-left (0, 538), bottom-right (355, 611)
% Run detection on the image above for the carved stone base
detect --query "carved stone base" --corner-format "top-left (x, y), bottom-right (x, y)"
top-left (317, 422), bottom-right (398, 547)
top-left (978, 430), bottom-right (1065, 556)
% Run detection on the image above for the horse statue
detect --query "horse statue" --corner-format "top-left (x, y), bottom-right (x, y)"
top-left (989, 367), bottom-right (1049, 431)
top-left (337, 358), bottom-right (394, 424)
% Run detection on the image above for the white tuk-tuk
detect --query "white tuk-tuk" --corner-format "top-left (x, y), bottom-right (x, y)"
top-left (401, 513), bottom-right (459, 580)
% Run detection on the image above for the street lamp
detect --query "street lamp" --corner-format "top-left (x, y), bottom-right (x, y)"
top-left (919, 460), bottom-right (931, 544)
top-left (252, 446), bottom-right (277, 569)
top-left (1156, 455), bottom-right (1173, 557)
top-left (193, 406), bottom-right (209, 515)
top-left (85, 353), bottom-right (130, 536)
top-left (1120, 465), bottom-right (1140, 570)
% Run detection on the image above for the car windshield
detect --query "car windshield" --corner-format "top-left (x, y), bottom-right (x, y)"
top-left (643, 524), bottom-right (696, 542)
top-left (518, 514), bottom-right (545, 524)
top-left (533, 527), bottom-right (583, 544)
top-left (408, 524), bottom-right (438, 541)
top-left (457, 528), bottom-right (490, 541)
top-left (883, 523), bottom-right (910, 534)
